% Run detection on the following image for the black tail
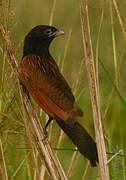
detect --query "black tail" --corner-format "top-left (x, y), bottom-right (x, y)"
top-left (56, 118), bottom-right (98, 167)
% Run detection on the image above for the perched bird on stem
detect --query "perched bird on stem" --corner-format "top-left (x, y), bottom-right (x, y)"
top-left (18, 25), bottom-right (98, 167)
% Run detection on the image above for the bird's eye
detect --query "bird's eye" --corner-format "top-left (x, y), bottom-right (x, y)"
top-left (45, 29), bottom-right (52, 35)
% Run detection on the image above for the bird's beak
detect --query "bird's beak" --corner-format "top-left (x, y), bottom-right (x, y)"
top-left (53, 29), bottom-right (65, 37)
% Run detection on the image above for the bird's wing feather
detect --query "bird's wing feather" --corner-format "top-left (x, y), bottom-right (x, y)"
top-left (18, 54), bottom-right (75, 112)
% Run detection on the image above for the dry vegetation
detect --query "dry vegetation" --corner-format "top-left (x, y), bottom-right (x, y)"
top-left (0, 0), bottom-right (126, 179)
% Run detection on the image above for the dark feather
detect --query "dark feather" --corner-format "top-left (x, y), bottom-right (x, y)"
top-left (18, 25), bottom-right (98, 166)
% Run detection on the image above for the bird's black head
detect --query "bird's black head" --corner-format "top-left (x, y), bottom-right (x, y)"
top-left (23, 25), bottom-right (64, 56)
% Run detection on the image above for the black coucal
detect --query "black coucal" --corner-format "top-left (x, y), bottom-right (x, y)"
top-left (18, 25), bottom-right (98, 167)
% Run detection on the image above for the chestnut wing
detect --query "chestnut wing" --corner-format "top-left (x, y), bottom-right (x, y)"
top-left (19, 54), bottom-right (75, 112)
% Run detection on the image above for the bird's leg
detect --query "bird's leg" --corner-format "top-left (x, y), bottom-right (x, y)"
top-left (44, 117), bottom-right (53, 138)
top-left (20, 83), bottom-right (30, 99)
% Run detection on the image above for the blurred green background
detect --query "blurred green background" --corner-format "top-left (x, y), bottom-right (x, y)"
top-left (0, 0), bottom-right (126, 179)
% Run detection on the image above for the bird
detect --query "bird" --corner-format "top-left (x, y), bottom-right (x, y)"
top-left (18, 25), bottom-right (98, 167)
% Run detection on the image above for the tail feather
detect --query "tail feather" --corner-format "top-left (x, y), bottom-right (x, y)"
top-left (56, 118), bottom-right (98, 167)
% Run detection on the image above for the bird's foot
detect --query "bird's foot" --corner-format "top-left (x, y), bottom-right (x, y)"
top-left (43, 127), bottom-right (48, 139)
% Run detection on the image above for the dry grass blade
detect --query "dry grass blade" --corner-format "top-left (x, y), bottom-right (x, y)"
top-left (95, 9), bottom-right (104, 90)
top-left (40, 164), bottom-right (46, 179)
top-left (103, 88), bottom-right (114, 120)
top-left (0, 138), bottom-right (8, 180)
top-left (49, 0), bottom-right (56, 26)
top-left (10, 156), bottom-right (26, 180)
top-left (66, 151), bottom-right (77, 177)
top-left (56, 29), bottom-right (72, 157)
top-left (21, 101), bottom-right (40, 178)
top-left (80, 0), bottom-right (110, 179)
top-left (0, 21), bottom-right (67, 180)
top-left (82, 161), bottom-right (89, 180)
top-left (73, 58), bottom-right (84, 94)
top-left (107, 149), bottom-right (122, 164)
top-left (56, 130), bottom-right (64, 155)
top-left (61, 28), bottom-right (72, 73)
top-left (112, 0), bottom-right (126, 44)
top-left (110, 0), bottom-right (118, 87)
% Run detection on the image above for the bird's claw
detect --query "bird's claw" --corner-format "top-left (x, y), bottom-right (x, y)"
top-left (44, 127), bottom-right (48, 139)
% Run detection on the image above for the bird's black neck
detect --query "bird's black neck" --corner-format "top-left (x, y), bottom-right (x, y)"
top-left (23, 39), bottom-right (51, 57)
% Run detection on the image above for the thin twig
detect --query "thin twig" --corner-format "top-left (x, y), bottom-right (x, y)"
top-left (40, 164), bottom-right (46, 180)
top-left (49, 0), bottom-right (56, 26)
top-left (110, 0), bottom-right (118, 87)
top-left (56, 130), bottom-right (64, 155)
top-left (103, 88), bottom-right (114, 120)
top-left (21, 100), bottom-right (40, 178)
top-left (66, 150), bottom-right (77, 177)
top-left (0, 138), bottom-right (8, 180)
top-left (0, 20), bottom-right (67, 180)
top-left (73, 58), bottom-right (84, 95)
top-left (61, 29), bottom-right (72, 73)
top-left (113, 0), bottom-right (126, 44)
top-left (56, 29), bottom-right (72, 157)
top-left (81, 161), bottom-right (89, 180)
top-left (80, 0), bottom-right (110, 179)
top-left (10, 155), bottom-right (27, 180)
top-left (107, 149), bottom-right (122, 164)
top-left (96, 9), bottom-right (104, 89)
